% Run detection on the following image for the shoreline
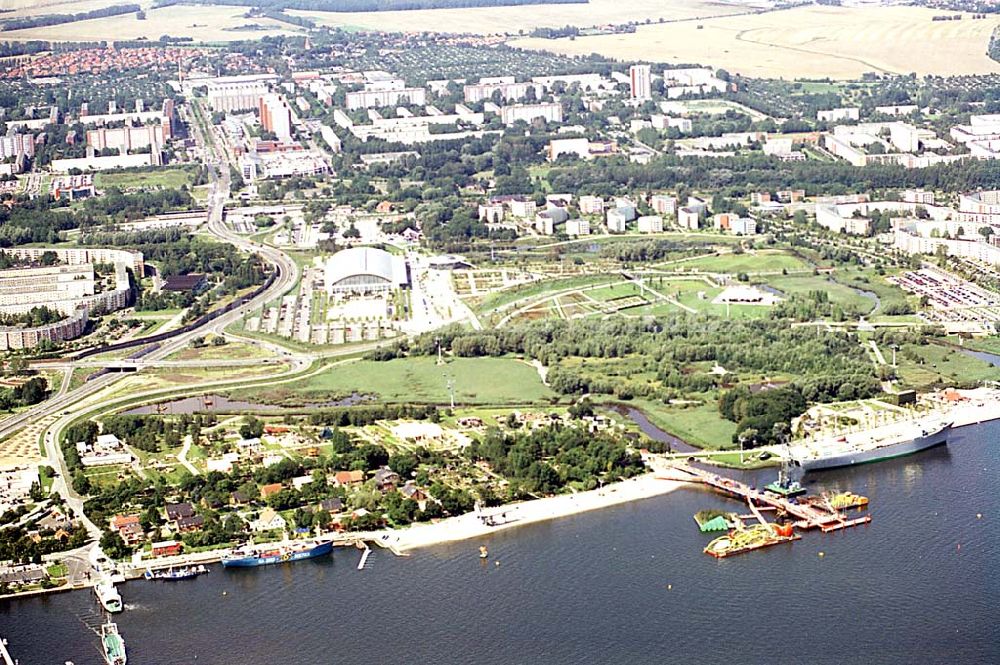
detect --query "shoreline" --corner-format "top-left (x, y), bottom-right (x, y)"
top-left (386, 473), bottom-right (685, 552)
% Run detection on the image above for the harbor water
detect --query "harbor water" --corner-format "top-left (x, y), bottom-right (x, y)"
top-left (3, 421), bottom-right (998, 664)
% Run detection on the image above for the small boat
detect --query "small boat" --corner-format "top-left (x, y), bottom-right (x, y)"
top-left (94, 580), bottom-right (123, 613)
top-left (143, 565), bottom-right (209, 581)
top-left (479, 546), bottom-right (489, 559)
top-left (101, 620), bottom-right (126, 665)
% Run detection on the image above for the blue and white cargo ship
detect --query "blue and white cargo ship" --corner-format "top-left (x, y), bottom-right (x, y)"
top-left (221, 539), bottom-right (333, 568)
top-left (788, 414), bottom-right (952, 471)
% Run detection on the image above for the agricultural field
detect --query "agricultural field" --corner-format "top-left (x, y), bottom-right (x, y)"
top-left (0, 0), bottom-right (130, 18)
top-left (2, 4), bottom-right (298, 42)
top-left (290, 0), bottom-right (745, 36)
top-left (242, 356), bottom-right (555, 406)
top-left (511, 6), bottom-right (1000, 79)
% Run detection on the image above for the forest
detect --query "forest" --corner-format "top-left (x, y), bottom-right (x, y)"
top-left (466, 424), bottom-right (644, 494)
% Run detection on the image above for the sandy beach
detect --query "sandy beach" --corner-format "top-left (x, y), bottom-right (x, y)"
top-left (387, 473), bottom-right (685, 553)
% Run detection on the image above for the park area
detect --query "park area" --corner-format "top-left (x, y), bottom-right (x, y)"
top-left (511, 5), bottom-right (1000, 79)
top-left (234, 356), bottom-right (555, 406)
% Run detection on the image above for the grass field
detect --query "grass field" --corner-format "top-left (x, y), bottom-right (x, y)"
top-left (763, 273), bottom-right (875, 313)
top-left (167, 340), bottom-right (277, 362)
top-left (676, 250), bottom-right (812, 275)
top-left (631, 399), bottom-right (738, 450)
top-left (245, 356), bottom-right (555, 405)
top-left (958, 337), bottom-right (1000, 355)
top-left (95, 167), bottom-right (193, 191)
top-left (511, 6), bottom-right (1000, 79)
top-left (290, 0), bottom-right (743, 35)
top-left (2, 5), bottom-right (298, 42)
top-left (895, 343), bottom-right (1000, 389)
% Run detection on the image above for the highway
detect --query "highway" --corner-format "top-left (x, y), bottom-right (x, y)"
top-left (0, 121), bottom-right (299, 445)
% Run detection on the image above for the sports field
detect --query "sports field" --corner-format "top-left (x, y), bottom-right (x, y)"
top-left (289, 0), bottom-right (747, 35)
top-left (511, 6), bottom-right (1000, 79)
top-left (2, 4), bottom-right (298, 42)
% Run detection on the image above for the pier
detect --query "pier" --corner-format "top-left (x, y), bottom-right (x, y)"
top-left (357, 546), bottom-right (371, 570)
top-left (658, 462), bottom-right (871, 533)
top-left (0, 637), bottom-right (16, 665)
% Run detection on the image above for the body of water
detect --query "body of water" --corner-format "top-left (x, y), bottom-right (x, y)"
top-left (4, 422), bottom-right (998, 664)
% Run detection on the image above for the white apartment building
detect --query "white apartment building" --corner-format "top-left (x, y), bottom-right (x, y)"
top-left (346, 87), bottom-right (427, 110)
top-left (501, 103), bottom-right (562, 126)
top-left (565, 219), bottom-right (591, 236)
top-left (464, 78), bottom-right (540, 103)
top-left (894, 223), bottom-right (1000, 265)
top-left (0, 133), bottom-right (35, 160)
top-left (730, 217), bottom-right (757, 235)
top-left (607, 208), bottom-right (630, 233)
top-left (651, 115), bottom-right (692, 132)
top-left (677, 207), bottom-right (700, 230)
top-left (205, 76), bottom-right (276, 113)
top-left (579, 195), bottom-right (605, 215)
top-left (958, 190), bottom-right (1000, 227)
top-left (818, 107), bottom-right (861, 122)
top-left (637, 215), bottom-right (664, 233)
top-left (650, 194), bottom-right (677, 215)
top-left (509, 198), bottom-right (537, 219)
top-left (815, 204), bottom-right (872, 236)
top-left (902, 189), bottom-right (935, 205)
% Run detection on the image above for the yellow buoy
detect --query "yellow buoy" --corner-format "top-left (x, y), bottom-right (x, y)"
top-left (818, 552), bottom-right (825, 558)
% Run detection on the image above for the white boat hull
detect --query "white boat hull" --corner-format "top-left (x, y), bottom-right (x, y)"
top-left (793, 423), bottom-right (951, 471)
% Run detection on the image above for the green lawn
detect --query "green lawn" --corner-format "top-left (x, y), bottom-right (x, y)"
top-left (167, 340), bottom-right (277, 362)
top-left (636, 278), bottom-right (772, 320)
top-left (959, 337), bottom-right (1000, 355)
top-left (476, 274), bottom-right (622, 316)
top-left (631, 399), bottom-right (737, 450)
top-left (247, 356), bottom-right (555, 405)
top-left (678, 250), bottom-right (812, 275)
top-left (895, 343), bottom-right (1000, 389)
top-left (95, 167), bottom-right (193, 191)
top-left (831, 268), bottom-right (914, 316)
top-left (761, 274), bottom-right (874, 313)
